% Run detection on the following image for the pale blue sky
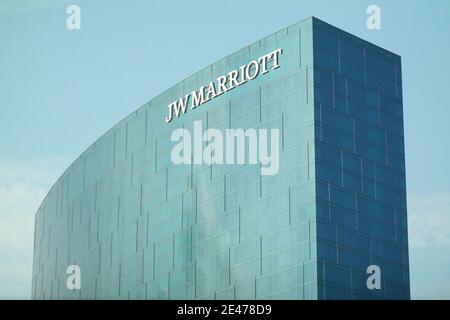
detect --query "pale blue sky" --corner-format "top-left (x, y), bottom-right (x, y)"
top-left (0, 0), bottom-right (449, 299)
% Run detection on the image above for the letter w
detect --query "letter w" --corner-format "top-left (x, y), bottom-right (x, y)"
top-left (170, 94), bottom-right (190, 118)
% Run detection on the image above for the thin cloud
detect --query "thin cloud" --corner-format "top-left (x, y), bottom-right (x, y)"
top-left (0, 0), bottom-right (68, 17)
top-left (0, 158), bottom-right (69, 299)
top-left (408, 193), bottom-right (450, 248)
top-left (408, 193), bottom-right (450, 299)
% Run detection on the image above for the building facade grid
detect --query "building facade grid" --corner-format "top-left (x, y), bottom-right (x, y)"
top-left (32, 17), bottom-right (409, 300)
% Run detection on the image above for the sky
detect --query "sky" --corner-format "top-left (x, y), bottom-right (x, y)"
top-left (0, 0), bottom-right (449, 299)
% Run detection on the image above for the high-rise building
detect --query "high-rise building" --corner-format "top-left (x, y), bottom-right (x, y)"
top-left (32, 17), bottom-right (409, 300)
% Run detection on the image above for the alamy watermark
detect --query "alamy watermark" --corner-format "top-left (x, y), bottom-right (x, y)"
top-left (66, 5), bottom-right (81, 30)
top-left (366, 265), bottom-right (381, 290)
top-left (367, 5), bottom-right (381, 30)
top-left (66, 265), bottom-right (81, 290)
top-left (171, 121), bottom-right (280, 176)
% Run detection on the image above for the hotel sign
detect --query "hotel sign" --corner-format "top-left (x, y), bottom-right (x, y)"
top-left (166, 48), bottom-right (283, 123)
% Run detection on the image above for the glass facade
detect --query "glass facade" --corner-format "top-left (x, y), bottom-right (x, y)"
top-left (32, 17), bottom-right (409, 300)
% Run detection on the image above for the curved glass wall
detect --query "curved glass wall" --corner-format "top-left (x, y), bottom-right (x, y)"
top-left (32, 17), bottom-right (409, 300)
